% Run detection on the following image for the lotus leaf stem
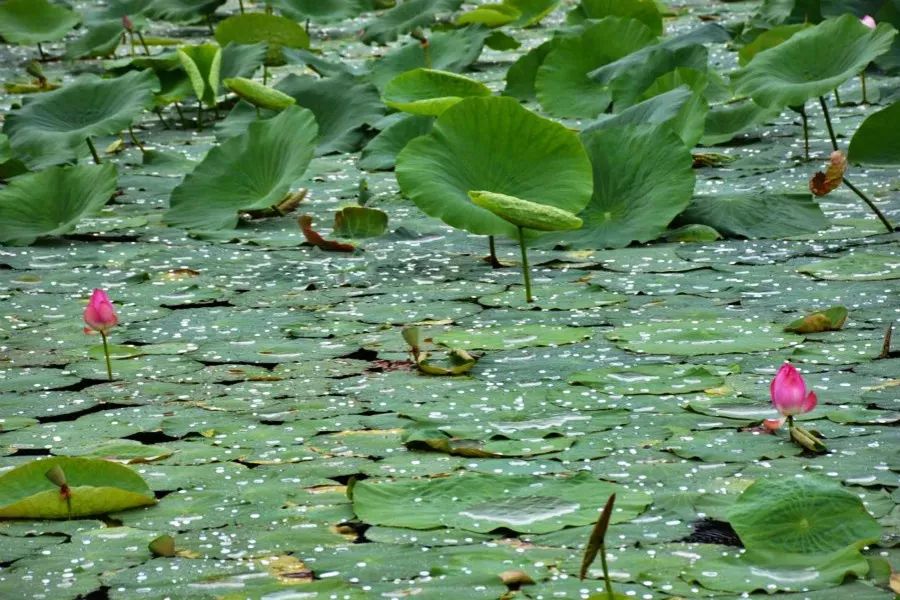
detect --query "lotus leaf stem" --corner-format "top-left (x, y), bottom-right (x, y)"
top-left (517, 227), bottom-right (533, 303)
top-left (85, 137), bottom-right (101, 164)
top-left (798, 104), bottom-right (809, 161)
top-left (174, 102), bottom-right (187, 127)
top-left (818, 96), bottom-right (839, 151)
top-left (833, 87), bottom-right (841, 106)
top-left (600, 543), bottom-right (614, 600)
top-left (263, 65), bottom-right (269, 86)
top-left (153, 108), bottom-right (170, 129)
top-left (137, 31), bottom-right (151, 55)
top-left (239, 0), bottom-right (245, 13)
top-left (488, 235), bottom-right (502, 268)
top-left (128, 32), bottom-right (136, 56)
top-left (860, 72), bottom-right (868, 104)
top-left (100, 331), bottom-right (114, 381)
top-left (841, 177), bottom-right (894, 232)
top-left (819, 97), bottom-right (894, 232)
top-left (128, 126), bottom-right (145, 152)
top-left (197, 104), bottom-right (203, 131)
top-left (37, 43), bottom-right (46, 61)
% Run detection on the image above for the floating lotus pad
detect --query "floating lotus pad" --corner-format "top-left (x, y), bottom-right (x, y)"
top-left (607, 318), bottom-right (804, 355)
top-left (0, 457), bottom-right (156, 519)
top-left (434, 324), bottom-right (594, 350)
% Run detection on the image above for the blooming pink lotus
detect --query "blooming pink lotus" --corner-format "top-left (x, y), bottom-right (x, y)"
top-left (83, 289), bottom-right (118, 334)
top-left (83, 289), bottom-right (117, 380)
top-left (771, 362), bottom-right (817, 417)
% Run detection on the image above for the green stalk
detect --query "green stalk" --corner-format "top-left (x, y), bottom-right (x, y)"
top-left (818, 96), bottom-right (894, 232)
top-left (197, 104), bottom-right (203, 131)
top-left (517, 226), bottom-right (533, 303)
top-left (599, 543), bottom-right (614, 600)
top-left (239, 0), bottom-right (245, 13)
top-left (798, 103), bottom-right (809, 161)
top-left (263, 65), bottom-right (269, 85)
top-left (818, 96), bottom-right (838, 151)
top-left (488, 235), bottom-right (502, 268)
top-left (37, 42), bottom-right (46, 60)
top-left (136, 31), bottom-right (151, 55)
top-left (860, 72), bottom-right (868, 104)
top-left (85, 137), bottom-right (102, 164)
top-left (100, 331), bottom-right (113, 381)
top-left (787, 414), bottom-right (794, 431)
top-left (833, 87), bottom-right (841, 106)
top-left (174, 102), bottom-right (187, 127)
top-left (128, 126), bottom-right (145, 152)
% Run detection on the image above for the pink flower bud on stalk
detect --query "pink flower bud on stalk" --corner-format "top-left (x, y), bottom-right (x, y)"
top-left (83, 289), bottom-right (117, 380)
top-left (764, 362), bottom-right (824, 453)
top-left (122, 15), bottom-right (134, 32)
top-left (860, 15), bottom-right (876, 29)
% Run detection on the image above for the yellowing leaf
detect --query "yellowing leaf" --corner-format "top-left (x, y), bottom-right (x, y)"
top-left (809, 150), bottom-right (847, 196)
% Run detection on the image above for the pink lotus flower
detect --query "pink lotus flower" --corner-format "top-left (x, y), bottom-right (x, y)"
top-left (861, 15), bottom-right (876, 29)
top-left (771, 362), bottom-right (817, 417)
top-left (83, 289), bottom-right (118, 334)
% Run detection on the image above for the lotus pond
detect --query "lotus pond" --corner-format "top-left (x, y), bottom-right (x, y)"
top-left (0, 0), bottom-right (899, 598)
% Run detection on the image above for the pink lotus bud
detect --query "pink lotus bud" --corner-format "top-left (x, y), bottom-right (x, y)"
top-left (83, 289), bottom-right (118, 334)
top-left (122, 15), bottom-right (134, 31)
top-left (860, 15), bottom-right (876, 29)
top-left (770, 362), bottom-right (817, 417)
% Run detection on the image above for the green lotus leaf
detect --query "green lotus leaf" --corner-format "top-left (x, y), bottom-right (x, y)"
top-left (333, 206), bottom-right (389, 239)
top-left (456, 4), bottom-right (521, 27)
top-left (382, 68), bottom-right (492, 116)
top-left (2, 69), bottom-right (159, 169)
top-left (0, 0), bottom-right (80, 45)
top-left (177, 44), bottom-right (221, 107)
top-left (503, 38), bottom-right (556, 101)
top-left (797, 252), bottom-right (900, 281)
top-left (732, 15), bottom-right (897, 107)
top-left (165, 105), bottom-right (318, 230)
top-left (352, 471), bottom-right (650, 534)
top-left (728, 476), bottom-right (881, 555)
top-left (65, 20), bottom-right (124, 60)
top-left (269, 0), bottom-right (372, 22)
top-left (224, 77), bottom-right (296, 110)
top-left (607, 318), bottom-right (803, 355)
top-left (505, 0), bottom-right (559, 27)
top-left (570, 364), bottom-right (725, 395)
top-left (360, 0), bottom-right (463, 44)
top-left (549, 124), bottom-right (694, 249)
top-left (675, 192), bottom-right (828, 239)
top-left (484, 30), bottom-right (520, 51)
top-left (0, 457), bottom-right (156, 519)
top-left (535, 17), bottom-right (657, 118)
top-left (567, 0), bottom-right (662, 35)
top-left (738, 23), bottom-right (809, 66)
top-left (608, 44), bottom-right (710, 110)
top-left (848, 100), bottom-right (900, 166)
top-left (701, 97), bottom-right (780, 145)
top-left (434, 324), bottom-right (594, 350)
top-left (468, 191), bottom-right (582, 232)
top-left (395, 96), bottom-right (593, 237)
top-left (0, 163), bottom-right (118, 246)
top-left (145, 0), bottom-right (225, 23)
top-left (214, 13), bottom-right (310, 65)
top-left (359, 114), bottom-right (433, 171)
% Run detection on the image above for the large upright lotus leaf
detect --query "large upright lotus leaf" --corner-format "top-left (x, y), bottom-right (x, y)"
top-left (503, 39), bottom-right (556, 101)
top-left (728, 476), bottom-right (881, 555)
top-left (359, 114), bottom-right (434, 171)
top-left (607, 318), bottom-right (804, 355)
top-left (270, 0), bottom-right (372, 22)
top-left (2, 69), bottom-right (159, 169)
top-left (65, 20), bottom-right (124, 60)
top-left (352, 471), bottom-right (650, 534)
top-left (848, 101), bottom-right (900, 166)
top-left (0, 0), bottom-right (80, 45)
top-left (165, 106), bottom-right (317, 231)
top-left (382, 68), bottom-right (491, 116)
top-left (585, 86), bottom-right (707, 149)
top-left (177, 44), bottom-right (221, 107)
top-left (675, 192), bottom-right (828, 239)
top-left (548, 124), bottom-right (694, 249)
top-left (277, 74), bottom-right (385, 155)
top-left (219, 42), bottom-right (267, 89)
top-left (567, 0), bottom-right (662, 35)
top-left (360, 0), bottom-right (463, 44)
top-left (535, 17), bottom-right (657, 119)
top-left (0, 457), bottom-right (156, 519)
top-left (395, 96), bottom-right (593, 237)
top-left (701, 98), bottom-right (781, 146)
top-left (738, 23), bottom-right (809, 66)
top-left (0, 164), bottom-right (118, 246)
top-left (506, 0), bottom-right (560, 27)
top-left (214, 13), bottom-right (310, 65)
top-left (369, 27), bottom-right (489, 90)
top-left (732, 15), bottom-right (897, 107)
top-left (607, 44), bottom-right (709, 109)
top-left (145, 0), bottom-right (226, 23)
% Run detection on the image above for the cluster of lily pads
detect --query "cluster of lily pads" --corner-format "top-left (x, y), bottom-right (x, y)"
top-left (0, 0), bottom-right (898, 598)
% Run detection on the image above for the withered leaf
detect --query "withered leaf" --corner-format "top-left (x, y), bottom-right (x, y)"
top-left (809, 150), bottom-right (847, 196)
top-left (298, 215), bottom-right (355, 252)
